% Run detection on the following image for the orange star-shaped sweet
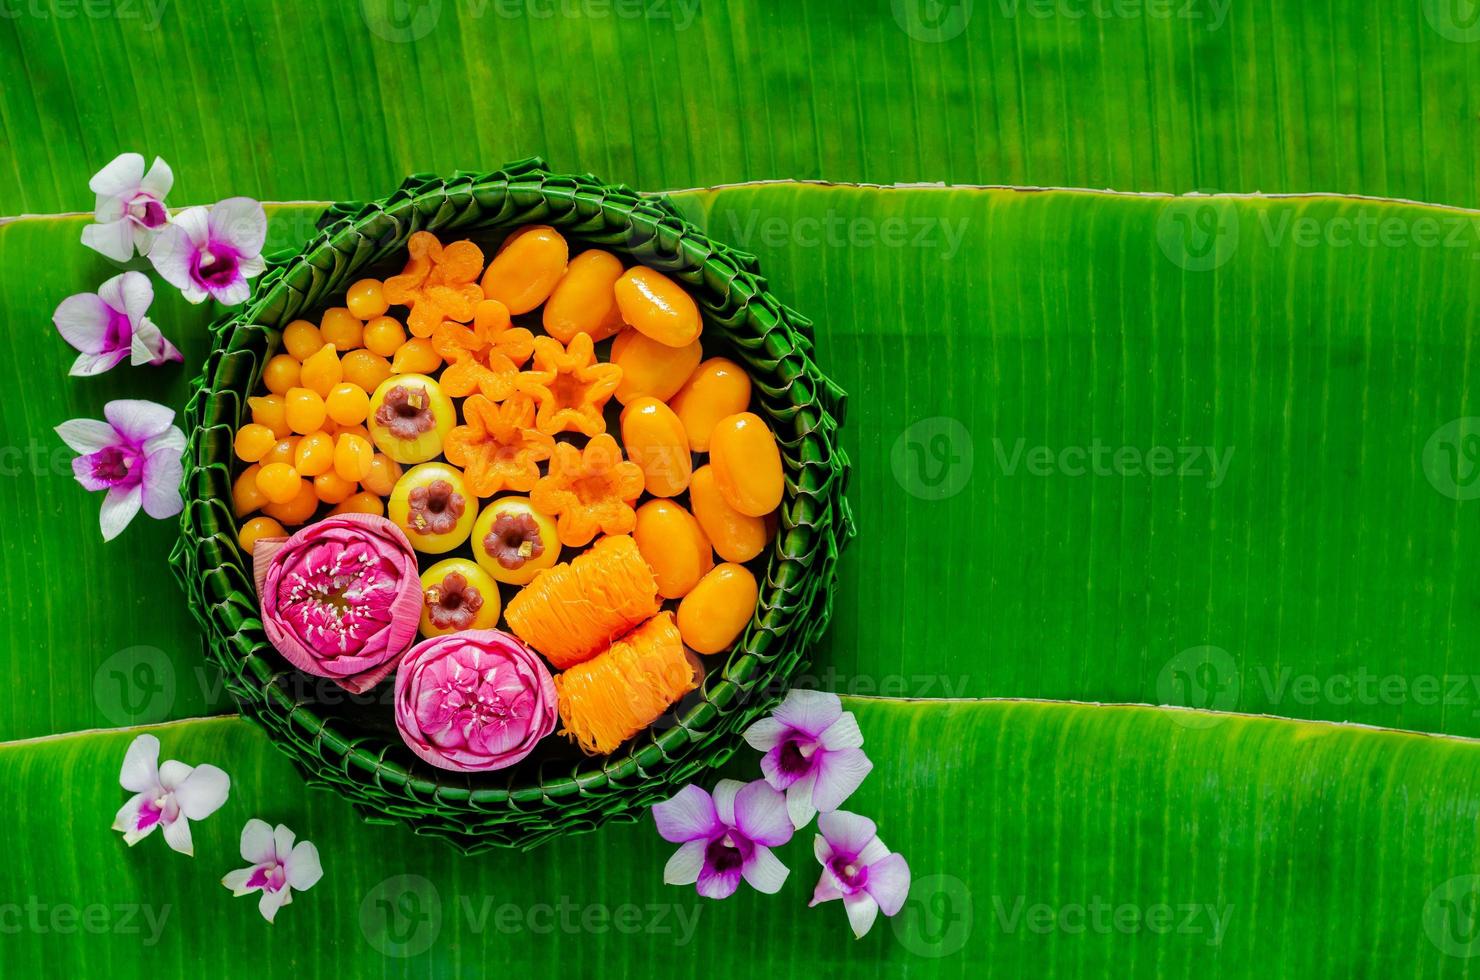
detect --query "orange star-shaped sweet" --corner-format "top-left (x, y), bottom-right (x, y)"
top-left (383, 231), bottom-right (485, 339)
top-left (530, 434), bottom-right (645, 547)
top-left (515, 332), bottom-right (623, 437)
top-left (443, 394), bottom-right (555, 497)
top-left (433, 299), bottom-right (535, 400)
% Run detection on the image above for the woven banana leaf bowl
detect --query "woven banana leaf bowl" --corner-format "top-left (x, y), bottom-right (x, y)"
top-left (169, 160), bottom-right (854, 852)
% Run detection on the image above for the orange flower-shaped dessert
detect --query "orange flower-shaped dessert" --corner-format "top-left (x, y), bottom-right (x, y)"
top-left (433, 299), bottom-right (535, 400)
top-left (444, 394), bottom-right (555, 497)
top-left (516, 332), bottom-right (622, 437)
top-left (384, 231), bottom-right (485, 338)
top-left (531, 434), bottom-right (644, 547)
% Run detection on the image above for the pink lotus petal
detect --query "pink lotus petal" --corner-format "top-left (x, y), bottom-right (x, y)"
top-left (99, 485), bottom-right (143, 541)
top-left (286, 841), bottom-right (323, 891)
top-left (696, 862), bottom-right (742, 900)
top-left (207, 197), bottom-right (267, 256)
top-left (138, 156), bottom-right (173, 199)
top-left (104, 399), bottom-right (174, 443)
top-left (162, 815), bottom-right (194, 856)
top-left (89, 152), bottom-right (146, 198)
top-left (820, 711), bottom-right (864, 751)
top-left (240, 818), bottom-right (276, 863)
top-left (141, 445), bottom-right (184, 519)
top-left (811, 747), bottom-right (873, 813)
top-left (56, 419), bottom-right (119, 456)
top-left (843, 891), bottom-right (880, 938)
top-left (663, 839), bottom-right (707, 885)
top-left (742, 715), bottom-right (786, 752)
top-left (653, 784), bottom-right (720, 843)
top-left (711, 779), bottom-right (743, 827)
top-left (118, 734), bottom-right (160, 792)
top-left (740, 843), bottom-right (789, 894)
top-left (734, 780), bottom-right (793, 847)
top-left (865, 852), bottom-right (911, 916)
top-left (53, 292), bottom-right (113, 353)
top-left (772, 689), bottom-right (842, 737)
top-left (817, 810), bottom-right (878, 861)
top-left (173, 763), bottom-right (230, 820)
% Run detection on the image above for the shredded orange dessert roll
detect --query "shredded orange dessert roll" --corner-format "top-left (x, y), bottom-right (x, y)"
top-left (504, 534), bottom-right (660, 669)
top-left (554, 613), bottom-right (698, 756)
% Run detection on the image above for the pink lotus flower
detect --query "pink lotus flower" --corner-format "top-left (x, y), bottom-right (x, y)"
top-left (809, 811), bottom-right (911, 939)
top-left (653, 779), bottom-right (793, 899)
top-left (221, 819), bottom-right (323, 923)
top-left (56, 399), bottom-right (184, 541)
top-left (254, 514), bottom-right (422, 694)
top-left (149, 197), bottom-right (266, 305)
top-left (81, 152), bottom-right (173, 262)
top-left (394, 629), bottom-right (557, 772)
top-left (743, 689), bottom-right (873, 829)
top-left (53, 271), bottom-right (182, 376)
top-left (112, 734), bottom-right (230, 856)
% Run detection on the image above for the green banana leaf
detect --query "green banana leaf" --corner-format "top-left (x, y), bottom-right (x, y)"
top-left (8, 187), bottom-right (1480, 743)
top-left (3, 1), bottom-right (1478, 215)
top-left (3, 698), bottom-right (1478, 976)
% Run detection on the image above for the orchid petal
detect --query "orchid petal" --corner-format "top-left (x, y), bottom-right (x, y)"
top-left (817, 811), bottom-right (878, 862)
top-left (772, 689), bottom-right (842, 737)
top-left (104, 399), bottom-right (174, 443)
top-left (695, 862), bottom-right (742, 900)
top-left (740, 843), bottom-right (789, 894)
top-left (786, 777), bottom-right (819, 831)
top-left (221, 867), bottom-right (257, 896)
top-left (663, 839), bottom-right (707, 886)
top-left (162, 815), bottom-right (194, 856)
top-left (843, 891), bottom-right (880, 938)
top-left (760, 743), bottom-right (807, 791)
top-left (99, 484), bottom-right (142, 540)
top-left (141, 445), bottom-right (184, 519)
top-left (859, 835), bottom-right (891, 866)
top-left (131, 222), bottom-right (163, 256)
top-left (53, 292), bottom-right (113, 353)
top-left (819, 711), bottom-right (864, 751)
top-left (209, 275), bottom-right (252, 307)
top-left (652, 784), bottom-right (720, 843)
top-left (149, 208), bottom-right (210, 298)
top-left (72, 451), bottom-right (117, 492)
top-left (238, 252), bottom-right (266, 278)
top-left (157, 759), bottom-right (193, 790)
top-left (809, 865), bottom-right (846, 906)
top-left (286, 841), bottom-right (323, 891)
top-left (174, 763), bottom-right (230, 820)
top-left (811, 748), bottom-right (873, 814)
top-left (143, 424), bottom-right (186, 457)
top-left (139, 156), bottom-right (174, 199)
top-left (743, 716), bottom-right (787, 752)
top-left (240, 818), bottom-right (276, 863)
top-left (89, 152), bottom-right (145, 199)
top-left (711, 779), bottom-right (744, 827)
top-left (70, 350), bottom-right (130, 377)
top-left (109, 270), bottom-right (155, 321)
top-left (112, 794), bottom-right (146, 834)
top-left (130, 318), bottom-right (183, 366)
top-left (272, 823), bottom-right (297, 860)
top-left (119, 734), bottom-right (161, 792)
top-left (208, 197), bottom-right (268, 255)
top-left (81, 218), bottom-right (136, 262)
top-left (58, 419), bottom-right (121, 456)
top-left (864, 852), bottom-right (911, 916)
top-left (258, 886), bottom-right (290, 923)
top-left (734, 780), bottom-right (793, 847)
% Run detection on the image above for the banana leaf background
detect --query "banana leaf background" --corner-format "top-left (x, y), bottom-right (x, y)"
top-left (4, 1), bottom-right (1480, 975)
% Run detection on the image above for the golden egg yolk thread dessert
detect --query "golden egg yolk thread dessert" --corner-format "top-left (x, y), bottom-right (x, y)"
top-left (554, 612), bottom-right (697, 756)
top-left (504, 534), bottom-right (660, 669)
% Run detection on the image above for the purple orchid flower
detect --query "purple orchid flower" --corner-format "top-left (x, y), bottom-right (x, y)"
top-left (56, 399), bottom-right (185, 541)
top-left (743, 689), bottom-right (874, 829)
top-left (810, 811), bottom-right (911, 939)
top-left (222, 819), bottom-right (324, 923)
top-left (112, 734), bottom-right (230, 857)
top-left (653, 779), bottom-right (794, 899)
top-left (81, 152), bottom-right (174, 262)
top-left (149, 197), bottom-right (267, 306)
top-left (52, 271), bottom-right (183, 376)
